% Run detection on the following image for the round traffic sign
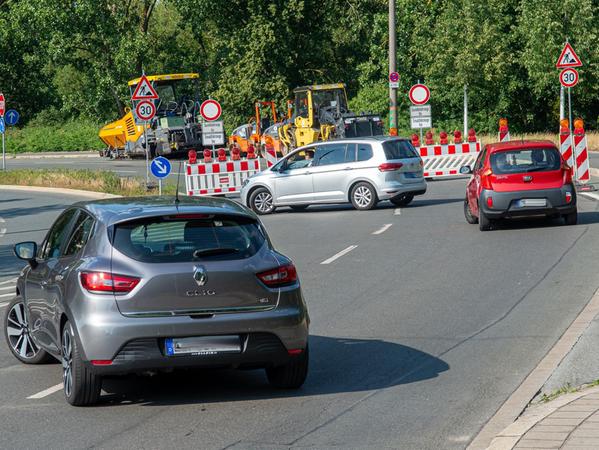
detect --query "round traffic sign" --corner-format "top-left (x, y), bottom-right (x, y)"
top-left (136, 100), bottom-right (156, 121)
top-left (560, 68), bottom-right (579, 88)
top-left (409, 84), bottom-right (430, 105)
top-left (0, 93), bottom-right (5, 117)
top-left (5, 110), bottom-right (19, 126)
top-left (389, 72), bottom-right (400, 83)
top-left (200, 99), bottom-right (222, 121)
top-left (150, 156), bottom-right (171, 179)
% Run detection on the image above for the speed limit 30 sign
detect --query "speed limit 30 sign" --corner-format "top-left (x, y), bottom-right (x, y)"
top-left (136, 100), bottom-right (156, 121)
top-left (560, 68), bottom-right (579, 88)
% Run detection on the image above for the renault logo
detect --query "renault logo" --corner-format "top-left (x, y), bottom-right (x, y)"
top-left (193, 265), bottom-right (207, 286)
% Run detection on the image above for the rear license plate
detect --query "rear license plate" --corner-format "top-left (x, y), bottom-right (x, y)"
top-left (517, 199), bottom-right (547, 207)
top-left (165, 335), bottom-right (241, 356)
top-left (403, 172), bottom-right (421, 179)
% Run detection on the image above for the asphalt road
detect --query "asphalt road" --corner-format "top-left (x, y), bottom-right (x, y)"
top-left (1, 181), bottom-right (599, 449)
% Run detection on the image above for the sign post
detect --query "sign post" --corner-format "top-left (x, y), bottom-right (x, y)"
top-left (409, 84), bottom-right (431, 143)
top-left (131, 75), bottom-right (160, 187)
top-left (150, 156), bottom-right (172, 195)
top-left (200, 99), bottom-right (223, 157)
top-left (0, 93), bottom-right (5, 171)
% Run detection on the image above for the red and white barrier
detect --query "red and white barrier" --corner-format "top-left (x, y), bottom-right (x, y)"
top-left (264, 144), bottom-right (278, 168)
top-left (559, 119), bottom-right (573, 168)
top-left (498, 118), bottom-right (510, 142)
top-left (416, 141), bottom-right (481, 178)
top-left (573, 119), bottom-right (590, 184)
top-left (185, 158), bottom-right (261, 196)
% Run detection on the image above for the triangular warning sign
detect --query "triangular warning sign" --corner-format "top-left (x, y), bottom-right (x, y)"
top-left (556, 42), bottom-right (582, 69)
top-left (131, 75), bottom-right (159, 100)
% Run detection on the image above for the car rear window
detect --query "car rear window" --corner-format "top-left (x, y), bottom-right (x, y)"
top-left (490, 148), bottom-right (561, 174)
top-left (383, 140), bottom-right (419, 160)
top-left (113, 215), bottom-right (266, 263)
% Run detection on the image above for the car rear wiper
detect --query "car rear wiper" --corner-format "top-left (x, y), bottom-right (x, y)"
top-left (193, 248), bottom-right (240, 258)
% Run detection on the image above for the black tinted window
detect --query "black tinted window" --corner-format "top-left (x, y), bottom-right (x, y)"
top-left (383, 140), bottom-right (418, 160)
top-left (42, 209), bottom-right (77, 259)
top-left (357, 144), bottom-right (373, 161)
top-left (315, 144), bottom-right (347, 166)
top-left (113, 215), bottom-right (266, 263)
top-left (490, 148), bottom-right (560, 174)
top-left (64, 211), bottom-right (95, 256)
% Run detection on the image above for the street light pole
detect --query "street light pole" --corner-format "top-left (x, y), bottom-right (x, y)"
top-left (388, 0), bottom-right (398, 136)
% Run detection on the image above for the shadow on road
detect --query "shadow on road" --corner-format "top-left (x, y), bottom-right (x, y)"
top-left (99, 335), bottom-right (449, 407)
top-left (488, 211), bottom-right (599, 231)
top-left (0, 203), bottom-right (65, 220)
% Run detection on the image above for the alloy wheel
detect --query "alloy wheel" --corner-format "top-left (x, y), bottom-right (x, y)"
top-left (353, 186), bottom-right (372, 208)
top-left (254, 191), bottom-right (273, 213)
top-left (62, 327), bottom-right (73, 398)
top-left (6, 302), bottom-right (39, 360)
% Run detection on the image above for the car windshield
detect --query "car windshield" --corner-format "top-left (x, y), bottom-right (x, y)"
top-left (382, 140), bottom-right (419, 160)
top-left (490, 148), bottom-right (561, 174)
top-left (113, 215), bottom-right (266, 263)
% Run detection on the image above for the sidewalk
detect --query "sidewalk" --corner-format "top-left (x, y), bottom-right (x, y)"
top-left (490, 385), bottom-right (599, 449)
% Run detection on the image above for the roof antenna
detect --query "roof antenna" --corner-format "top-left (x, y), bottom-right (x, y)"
top-left (175, 161), bottom-right (182, 205)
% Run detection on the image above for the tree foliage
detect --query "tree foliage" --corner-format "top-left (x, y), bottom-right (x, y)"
top-left (0, 0), bottom-right (598, 133)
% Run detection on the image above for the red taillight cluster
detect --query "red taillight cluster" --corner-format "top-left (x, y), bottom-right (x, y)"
top-left (257, 264), bottom-right (298, 287)
top-left (566, 191), bottom-right (573, 203)
top-left (378, 162), bottom-right (404, 172)
top-left (481, 168), bottom-right (493, 190)
top-left (80, 272), bottom-right (140, 294)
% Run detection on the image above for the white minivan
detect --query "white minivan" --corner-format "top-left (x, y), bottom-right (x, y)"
top-left (240, 137), bottom-right (426, 214)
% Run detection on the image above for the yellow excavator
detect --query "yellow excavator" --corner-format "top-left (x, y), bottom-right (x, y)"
top-left (98, 73), bottom-right (204, 158)
top-left (278, 83), bottom-right (383, 152)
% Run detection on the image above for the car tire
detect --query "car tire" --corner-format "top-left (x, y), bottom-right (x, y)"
top-left (479, 209), bottom-right (492, 231)
top-left (4, 296), bottom-right (53, 364)
top-left (390, 194), bottom-right (414, 207)
top-left (266, 345), bottom-right (309, 389)
top-left (564, 210), bottom-right (578, 226)
top-left (290, 205), bottom-right (309, 212)
top-left (62, 321), bottom-right (102, 406)
top-left (350, 182), bottom-right (377, 211)
top-left (249, 187), bottom-right (276, 215)
top-left (464, 197), bottom-right (478, 224)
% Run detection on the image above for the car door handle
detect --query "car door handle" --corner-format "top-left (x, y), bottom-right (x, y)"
top-left (344, 167), bottom-right (353, 171)
top-left (304, 171), bottom-right (311, 175)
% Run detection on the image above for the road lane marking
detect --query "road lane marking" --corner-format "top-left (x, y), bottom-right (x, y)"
top-left (0, 284), bottom-right (14, 291)
top-left (394, 208), bottom-right (401, 215)
top-left (0, 292), bottom-right (14, 298)
top-left (372, 224), bottom-right (392, 235)
top-left (0, 278), bottom-right (18, 285)
top-left (320, 245), bottom-right (358, 265)
top-left (27, 383), bottom-right (63, 399)
top-left (580, 192), bottom-right (599, 201)
top-left (0, 302), bottom-right (8, 308)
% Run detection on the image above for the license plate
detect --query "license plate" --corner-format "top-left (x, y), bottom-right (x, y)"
top-left (165, 336), bottom-right (241, 356)
top-left (404, 172), bottom-right (421, 179)
top-left (517, 199), bottom-right (547, 207)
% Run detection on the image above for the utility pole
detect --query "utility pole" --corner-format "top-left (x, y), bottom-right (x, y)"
top-left (463, 85), bottom-right (468, 137)
top-left (388, 0), bottom-right (398, 136)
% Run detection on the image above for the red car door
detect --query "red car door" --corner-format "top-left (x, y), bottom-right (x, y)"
top-left (467, 148), bottom-right (487, 216)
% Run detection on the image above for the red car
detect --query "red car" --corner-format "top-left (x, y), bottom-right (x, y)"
top-left (461, 140), bottom-right (577, 231)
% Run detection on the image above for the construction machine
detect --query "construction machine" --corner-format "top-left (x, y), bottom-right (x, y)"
top-left (98, 73), bottom-right (205, 158)
top-left (278, 83), bottom-right (383, 152)
top-left (228, 101), bottom-right (279, 154)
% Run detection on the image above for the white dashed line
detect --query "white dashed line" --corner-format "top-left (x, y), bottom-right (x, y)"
top-left (0, 285), bottom-right (13, 291)
top-left (0, 216), bottom-right (5, 237)
top-left (580, 192), bottom-right (599, 201)
top-left (372, 224), bottom-right (392, 235)
top-left (0, 278), bottom-right (18, 285)
top-left (321, 245), bottom-right (358, 265)
top-left (27, 383), bottom-right (63, 399)
top-left (0, 292), bottom-right (14, 298)
top-left (394, 208), bottom-right (401, 215)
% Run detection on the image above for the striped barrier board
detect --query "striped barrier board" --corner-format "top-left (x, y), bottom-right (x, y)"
top-left (417, 142), bottom-right (481, 178)
top-left (573, 131), bottom-right (590, 184)
top-left (185, 159), bottom-right (261, 196)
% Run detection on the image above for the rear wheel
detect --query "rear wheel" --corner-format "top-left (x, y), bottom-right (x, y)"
top-left (290, 205), bottom-right (309, 212)
top-left (479, 209), bottom-right (492, 231)
top-left (62, 321), bottom-right (102, 406)
top-left (390, 194), bottom-right (414, 207)
top-left (350, 182), bottom-right (377, 211)
top-left (266, 346), bottom-right (309, 389)
top-left (4, 297), bottom-right (52, 364)
top-left (464, 197), bottom-right (478, 224)
top-left (564, 210), bottom-right (578, 226)
top-left (249, 187), bottom-right (276, 215)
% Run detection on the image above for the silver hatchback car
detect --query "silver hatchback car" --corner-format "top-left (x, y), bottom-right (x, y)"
top-left (241, 136), bottom-right (426, 214)
top-left (4, 196), bottom-right (309, 406)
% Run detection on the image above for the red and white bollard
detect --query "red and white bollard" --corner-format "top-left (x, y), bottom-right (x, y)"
top-left (498, 118), bottom-right (510, 142)
top-left (559, 119), bottom-right (573, 168)
top-left (573, 118), bottom-right (590, 184)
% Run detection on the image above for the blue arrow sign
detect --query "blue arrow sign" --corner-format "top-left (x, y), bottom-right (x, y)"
top-left (0, 118), bottom-right (4, 134)
top-left (150, 156), bottom-right (171, 179)
top-left (4, 110), bottom-right (19, 126)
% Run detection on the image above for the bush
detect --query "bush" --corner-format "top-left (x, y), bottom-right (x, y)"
top-left (4, 120), bottom-right (105, 153)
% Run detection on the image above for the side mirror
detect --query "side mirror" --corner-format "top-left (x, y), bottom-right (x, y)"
top-left (14, 242), bottom-right (37, 266)
top-left (460, 165), bottom-right (473, 175)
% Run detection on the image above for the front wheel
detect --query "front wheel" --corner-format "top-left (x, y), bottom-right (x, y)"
top-left (564, 210), bottom-right (578, 225)
top-left (249, 187), bottom-right (276, 215)
top-left (266, 345), bottom-right (309, 389)
top-left (350, 182), bottom-right (377, 211)
top-left (62, 321), bottom-right (102, 406)
top-left (4, 297), bottom-right (52, 364)
top-left (390, 194), bottom-right (414, 207)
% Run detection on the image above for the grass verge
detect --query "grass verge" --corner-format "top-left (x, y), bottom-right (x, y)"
top-left (539, 379), bottom-right (599, 403)
top-left (4, 120), bottom-right (104, 153)
top-left (0, 169), bottom-right (178, 196)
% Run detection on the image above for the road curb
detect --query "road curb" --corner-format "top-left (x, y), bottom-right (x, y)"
top-left (468, 284), bottom-right (599, 450)
top-left (0, 185), bottom-right (121, 199)
top-left (9, 152), bottom-right (100, 159)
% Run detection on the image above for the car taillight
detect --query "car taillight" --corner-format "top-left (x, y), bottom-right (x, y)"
top-left (80, 272), bottom-right (140, 294)
top-left (562, 164), bottom-right (573, 184)
top-left (487, 196), bottom-right (493, 208)
top-left (481, 168), bottom-right (493, 190)
top-left (566, 191), bottom-right (572, 203)
top-left (378, 162), bottom-right (404, 172)
top-left (257, 264), bottom-right (298, 287)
